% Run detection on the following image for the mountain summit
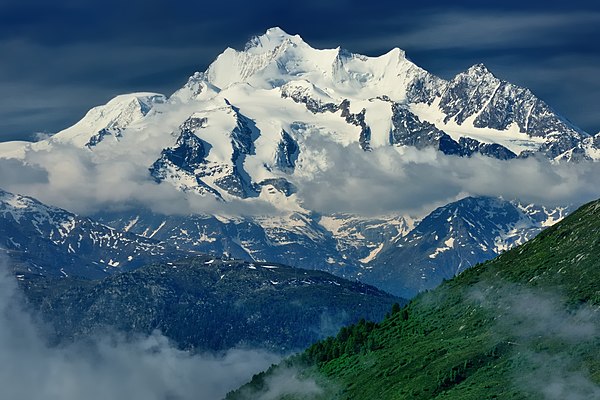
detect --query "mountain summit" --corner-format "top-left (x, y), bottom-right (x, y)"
top-left (3, 27), bottom-right (595, 176)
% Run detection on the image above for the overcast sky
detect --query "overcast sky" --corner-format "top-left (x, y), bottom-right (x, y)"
top-left (0, 0), bottom-right (598, 142)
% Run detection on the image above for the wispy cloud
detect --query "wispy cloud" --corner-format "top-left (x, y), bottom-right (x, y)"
top-left (295, 136), bottom-right (600, 216)
top-left (0, 143), bottom-right (281, 216)
top-left (232, 366), bottom-right (325, 400)
top-left (471, 283), bottom-right (600, 399)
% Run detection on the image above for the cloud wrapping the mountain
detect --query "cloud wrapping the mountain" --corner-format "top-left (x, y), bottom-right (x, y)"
top-left (1, 136), bottom-right (600, 217)
top-left (232, 367), bottom-right (325, 400)
top-left (0, 259), bottom-right (282, 400)
top-left (295, 136), bottom-right (600, 216)
top-left (0, 157), bottom-right (48, 186)
top-left (0, 143), bottom-right (279, 216)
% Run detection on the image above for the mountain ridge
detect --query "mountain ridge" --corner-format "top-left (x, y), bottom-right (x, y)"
top-left (2, 27), bottom-right (594, 164)
top-left (0, 187), bottom-right (184, 279)
top-left (20, 256), bottom-right (403, 353)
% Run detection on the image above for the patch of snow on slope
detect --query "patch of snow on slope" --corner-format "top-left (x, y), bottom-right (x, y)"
top-left (0, 141), bottom-right (29, 159)
top-left (428, 237), bottom-right (455, 259)
top-left (359, 243), bottom-right (384, 263)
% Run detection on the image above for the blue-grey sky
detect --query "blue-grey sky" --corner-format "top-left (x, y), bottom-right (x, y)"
top-left (0, 0), bottom-right (598, 142)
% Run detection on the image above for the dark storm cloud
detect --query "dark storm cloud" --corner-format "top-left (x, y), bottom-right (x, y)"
top-left (354, 11), bottom-right (600, 51)
top-left (0, 0), bottom-right (598, 141)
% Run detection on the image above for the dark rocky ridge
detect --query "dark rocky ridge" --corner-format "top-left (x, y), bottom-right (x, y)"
top-left (21, 257), bottom-right (402, 352)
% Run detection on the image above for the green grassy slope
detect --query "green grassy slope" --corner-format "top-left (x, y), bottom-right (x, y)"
top-left (228, 199), bottom-right (600, 399)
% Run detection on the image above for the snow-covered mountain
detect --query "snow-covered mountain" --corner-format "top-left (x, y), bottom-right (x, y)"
top-left (92, 209), bottom-right (413, 277)
top-left (0, 188), bottom-right (184, 278)
top-left (363, 196), bottom-right (570, 298)
top-left (54, 93), bottom-right (167, 148)
top-left (3, 28), bottom-right (596, 174)
top-left (0, 27), bottom-right (594, 295)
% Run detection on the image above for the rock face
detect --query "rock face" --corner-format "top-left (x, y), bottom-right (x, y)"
top-left (51, 93), bottom-right (167, 148)
top-left (273, 129), bottom-right (299, 172)
top-left (389, 104), bottom-right (516, 159)
top-left (433, 64), bottom-right (589, 160)
top-left (439, 64), bottom-right (575, 136)
top-left (364, 196), bottom-right (570, 298)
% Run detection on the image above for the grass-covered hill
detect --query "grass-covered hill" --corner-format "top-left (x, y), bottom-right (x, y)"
top-left (228, 199), bottom-right (600, 399)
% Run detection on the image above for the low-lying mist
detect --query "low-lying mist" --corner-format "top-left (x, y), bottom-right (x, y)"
top-left (0, 258), bottom-right (283, 400)
top-left (471, 282), bottom-right (600, 400)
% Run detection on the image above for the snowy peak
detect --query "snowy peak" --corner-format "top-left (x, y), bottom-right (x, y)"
top-left (244, 27), bottom-right (306, 53)
top-left (205, 27), bottom-right (339, 90)
top-left (463, 63), bottom-right (496, 78)
top-left (438, 63), bottom-right (584, 139)
top-left (171, 27), bottom-right (592, 161)
top-left (52, 92), bottom-right (167, 147)
top-left (0, 27), bottom-right (593, 166)
top-left (149, 103), bottom-right (279, 200)
top-left (170, 72), bottom-right (220, 103)
top-left (333, 46), bottom-right (410, 85)
top-left (0, 187), bottom-right (68, 224)
top-left (439, 64), bottom-right (504, 125)
top-left (205, 28), bottom-right (305, 89)
top-left (202, 27), bottom-right (441, 103)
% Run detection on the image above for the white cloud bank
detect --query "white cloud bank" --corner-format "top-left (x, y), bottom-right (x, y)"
top-left (295, 137), bottom-right (600, 216)
top-left (1, 137), bottom-right (599, 218)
